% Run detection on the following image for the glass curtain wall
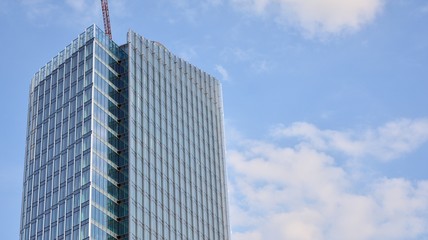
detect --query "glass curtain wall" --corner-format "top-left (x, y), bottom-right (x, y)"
top-left (20, 25), bottom-right (129, 240)
top-left (20, 26), bottom-right (96, 240)
top-left (126, 31), bottom-right (230, 240)
top-left (91, 27), bottom-right (129, 239)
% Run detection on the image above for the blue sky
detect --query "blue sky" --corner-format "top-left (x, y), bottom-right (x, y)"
top-left (1, 0), bottom-right (428, 239)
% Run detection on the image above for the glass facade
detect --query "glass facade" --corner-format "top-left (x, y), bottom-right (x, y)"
top-left (20, 25), bottom-right (229, 240)
top-left (126, 31), bottom-right (230, 240)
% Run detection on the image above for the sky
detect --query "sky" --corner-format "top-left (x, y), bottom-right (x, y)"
top-left (1, 0), bottom-right (428, 239)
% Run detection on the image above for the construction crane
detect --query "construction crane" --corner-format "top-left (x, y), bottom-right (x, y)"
top-left (101, 0), bottom-right (112, 39)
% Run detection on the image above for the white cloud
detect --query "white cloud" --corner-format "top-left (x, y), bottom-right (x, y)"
top-left (220, 47), bottom-right (273, 73)
top-left (233, 231), bottom-right (262, 240)
top-left (251, 60), bottom-right (270, 73)
top-left (177, 46), bottom-right (198, 62)
top-left (20, 0), bottom-right (59, 22)
top-left (169, 0), bottom-right (224, 23)
top-left (19, 0), bottom-right (125, 27)
top-left (421, 4), bottom-right (428, 13)
top-left (229, 48), bottom-right (253, 61)
top-left (206, 0), bottom-right (224, 6)
top-left (166, 0), bottom-right (384, 36)
top-left (0, 1), bottom-right (10, 15)
top-left (65, 0), bottom-right (86, 12)
top-left (228, 118), bottom-right (428, 239)
top-left (273, 118), bottom-right (428, 161)
top-left (110, 0), bottom-right (130, 18)
top-left (215, 64), bottom-right (230, 81)
top-left (231, 0), bottom-right (385, 36)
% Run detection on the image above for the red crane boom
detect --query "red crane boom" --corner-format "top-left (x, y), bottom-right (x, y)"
top-left (101, 0), bottom-right (112, 39)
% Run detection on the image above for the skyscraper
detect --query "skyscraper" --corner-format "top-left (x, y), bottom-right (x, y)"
top-left (20, 25), bottom-right (230, 240)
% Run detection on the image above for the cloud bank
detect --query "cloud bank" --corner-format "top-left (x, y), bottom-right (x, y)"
top-left (20, 0), bottom-right (385, 36)
top-left (228, 118), bottom-right (428, 240)
top-left (231, 0), bottom-right (385, 36)
top-left (273, 118), bottom-right (428, 161)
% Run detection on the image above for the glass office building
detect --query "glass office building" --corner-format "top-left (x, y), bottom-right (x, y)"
top-left (20, 25), bottom-right (230, 240)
